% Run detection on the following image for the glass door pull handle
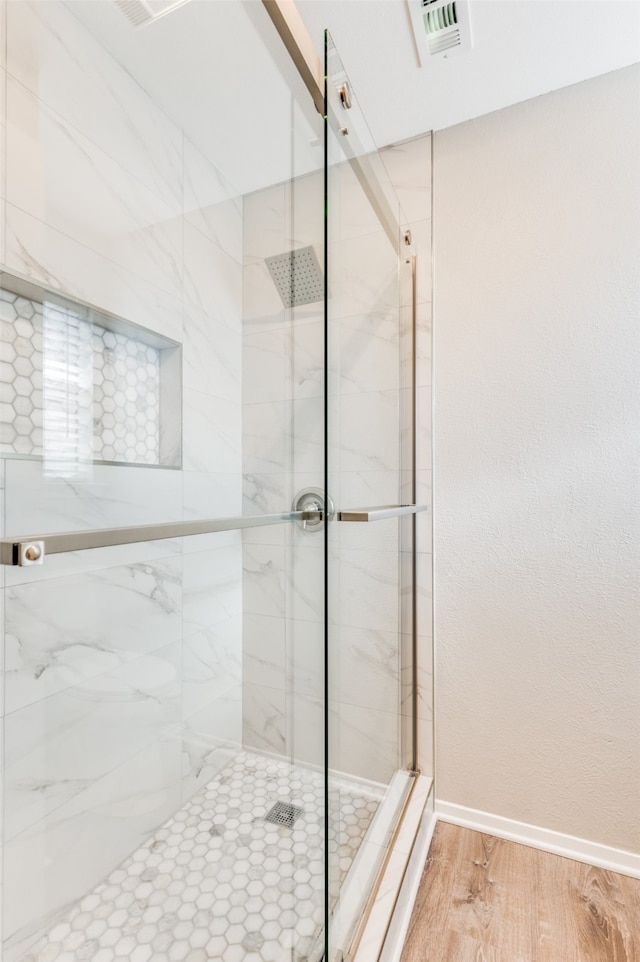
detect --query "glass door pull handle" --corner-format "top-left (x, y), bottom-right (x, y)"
top-left (337, 504), bottom-right (428, 522)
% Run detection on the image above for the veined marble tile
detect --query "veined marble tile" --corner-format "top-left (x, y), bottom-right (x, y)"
top-left (329, 227), bottom-right (398, 321)
top-left (289, 169), bottom-right (324, 253)
top-left (183, 389), bottom-right (241, 475)
top-left (414, 642), bottom-right (433, 726)
top-left (6, 76), bottom-right (183, 299)
top-left (243, 400), bottom-right (289, 475)
top-left (331, 625), bottom-right (400, 716)
top-left (291, 396), bottom-right (324, 477)
top-left (4, 642), bottom-right (181, 841)
top-left (287, 690), bottom-right (323, 769)
top-left (183, 222), bottom-right (242, 328)
top-left (334, 389), bottom-right (401, 474)
top-left (184, 137), bottom-right (242, 265)
top-left (337, 311), bottom-right (400, 396)
top-left (182, 471), bottom-right (242, 527)
top-left (242, 683), bottom-right (286, 756)
top-left (182, 543), bottom-right (242, 635)
top-left (184, 304), bottom-right (241, 402)
top-left (242, 471), bottom-right (288, 532)
top-left (242, 542), bottom-right (286, 618)
top-left (243, 327), bottom-right (290, 405)
top-left (417, 710), bottom-right (434, 776)
top-left (416, 469), bottom-right (432, 510)
top-left (416, 504), bottom-right (433, 556)
top-left (183, 614), bottom-right (242, 720)
top-left (242, 258), bottom-right (287, 331)
top-left (5, 203), bottom-right (184, 342)
top-left (4, 555), bottom-right (182, 713)
top-left (4, 458), bottom-right (183, 535)
top-left (242, 181), bottom-right (287, 263)
top-left (332, 469), bottom-right (400, 519)
top-left (329, 701), bottom-right (400, 785)
top-left (417, 383), bottom-right (432, 458)
top-left (380, 135), bottom-right (432, 224)
top-left (291, 316), bottom-right (324, 400)
top-left (331, 159), bottom-right (390, 241)
top-left (3, 733), bottom-right (183, 962)
top-left (5, 539), bottom-right (182, 589)
top-left (180, 733), bottom-right (236, 803)
top-left (243, 611), bottom-right (286, 691)
top-left (334, 545), bottom-right (399, 634)
top-left (182, 686), bottom-right (242, 789)
top-left (286, 542), bottom-right (324, 623)
top-left (287, 617), bottom-right (323, 700)
top-left (6, 0), bottom-right (184, 212)
top-left (416, 550), bottom-right (433, 632)
top-left (400, 299), bottom-right (432, 390)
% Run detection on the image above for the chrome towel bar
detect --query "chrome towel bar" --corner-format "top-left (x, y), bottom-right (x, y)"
top-left (0, 511), bottom-right (308, 567)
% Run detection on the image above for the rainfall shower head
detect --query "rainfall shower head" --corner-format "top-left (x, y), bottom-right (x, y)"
top-left (265, 246), bottom-right (324, 308)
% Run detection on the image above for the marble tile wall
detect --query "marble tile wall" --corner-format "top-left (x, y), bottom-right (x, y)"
top-left (241, 171), bottom-right (327, 773)
top-left (326, 155), bottom-right (405, 787)
top-left (0, 1), bottom-right (244, 958)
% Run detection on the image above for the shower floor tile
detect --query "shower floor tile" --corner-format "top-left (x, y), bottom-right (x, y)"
top-left (22, 751), bottom-right (381, 962)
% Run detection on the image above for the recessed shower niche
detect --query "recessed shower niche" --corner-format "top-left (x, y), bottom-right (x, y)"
top-left (0, 272), bottom-right (181, 468)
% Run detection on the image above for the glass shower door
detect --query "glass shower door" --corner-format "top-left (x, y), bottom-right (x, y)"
top-left (0, 3), bottom-right (329, 961)
top-left (324, 31), bottom-right (419, 959)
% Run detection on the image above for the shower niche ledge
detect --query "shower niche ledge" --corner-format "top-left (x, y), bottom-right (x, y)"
top-left (0, 271), bottom-right (181, 469)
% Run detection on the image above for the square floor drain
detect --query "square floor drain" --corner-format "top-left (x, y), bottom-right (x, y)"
top-left (265, 801), bottom-right (304, 827)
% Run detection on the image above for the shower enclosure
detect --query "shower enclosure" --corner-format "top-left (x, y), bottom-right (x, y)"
top-left (0, 3), bottom-right (432, 960)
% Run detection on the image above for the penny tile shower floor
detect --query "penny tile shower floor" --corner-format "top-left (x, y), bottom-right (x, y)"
top-left (24, 751), bottom-right (381, 962)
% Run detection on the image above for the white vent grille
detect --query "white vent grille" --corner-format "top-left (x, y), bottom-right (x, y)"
top-left (408, 0), bottom-right (472, 63)
top-left (112, 0), bottom-right (191, 28)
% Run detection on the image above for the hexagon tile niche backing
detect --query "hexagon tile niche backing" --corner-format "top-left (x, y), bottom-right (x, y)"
top-left (0, 285), bottom-right (177, 467)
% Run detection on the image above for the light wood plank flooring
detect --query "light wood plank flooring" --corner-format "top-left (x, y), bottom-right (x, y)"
top-left (401, 822), bottom-right (640, 962)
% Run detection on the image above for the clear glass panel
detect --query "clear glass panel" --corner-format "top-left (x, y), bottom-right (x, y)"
top-left (0, 4), bottom-right (325, 961)
top-left (325, 30), bottom-right (417, 956)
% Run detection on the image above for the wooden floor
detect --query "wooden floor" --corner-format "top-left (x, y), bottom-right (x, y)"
top-left (400, 822), bottom-right (640, 962)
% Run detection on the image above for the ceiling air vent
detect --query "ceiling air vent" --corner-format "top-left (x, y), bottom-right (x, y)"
top-left (408, 0), bottom-right (472, 64)
top-left (112, 0), bottom-right (191, 28)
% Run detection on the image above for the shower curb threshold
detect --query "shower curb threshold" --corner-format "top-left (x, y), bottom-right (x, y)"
top-left (349, 774), bottom-right (433, 962)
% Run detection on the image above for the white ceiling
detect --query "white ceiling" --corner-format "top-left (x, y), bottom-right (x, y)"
top-left (67, 0), bottom-right (324, 195)
top-left (297, 0), bottom-right (640, 148)
top-left (67, 0), bottom-right (640, 193)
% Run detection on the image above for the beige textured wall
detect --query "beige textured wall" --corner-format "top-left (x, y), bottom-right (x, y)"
top-left (433, 64), bottom-right (640, 853)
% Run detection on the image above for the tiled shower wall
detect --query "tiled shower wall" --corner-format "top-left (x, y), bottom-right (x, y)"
top-left (241, 172), bottom-right (326, 772)
top-left (0, 2), bottom-right (243, 958)
top-left (241, 136), bottom-right (433, 785)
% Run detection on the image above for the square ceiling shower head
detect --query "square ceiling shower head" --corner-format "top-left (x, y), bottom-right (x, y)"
top-left (265, 246), bottom-right (324, 308)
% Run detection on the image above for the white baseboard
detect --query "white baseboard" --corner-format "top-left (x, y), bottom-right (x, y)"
top-left (379, 803), bottom-right (438, 962)
top-left (435, 800), bottom-right (640, 880)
